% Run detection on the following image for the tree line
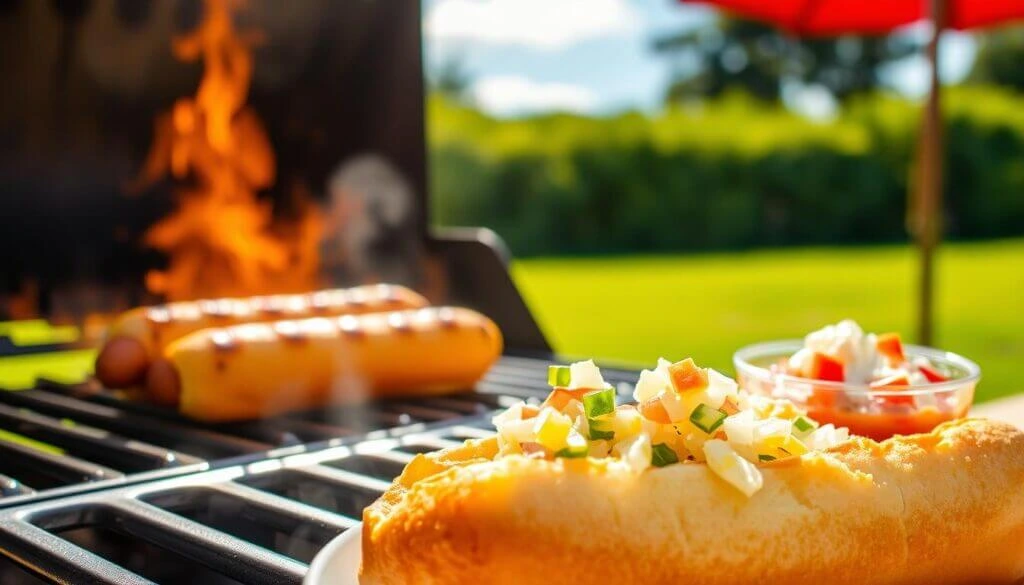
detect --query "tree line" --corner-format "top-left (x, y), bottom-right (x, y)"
top-left (428, 86), bottom-right (1024, 256)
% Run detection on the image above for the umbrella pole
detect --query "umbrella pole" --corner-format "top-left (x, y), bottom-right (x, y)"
top-left (914, 0), bottom-right (946, 346)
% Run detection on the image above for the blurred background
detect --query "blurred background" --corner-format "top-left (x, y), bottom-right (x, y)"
top-left (422, 0), bottom-right (1024, 402)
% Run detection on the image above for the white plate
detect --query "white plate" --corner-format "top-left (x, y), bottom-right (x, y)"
top-left (305, 523), bottom-right (362, 585)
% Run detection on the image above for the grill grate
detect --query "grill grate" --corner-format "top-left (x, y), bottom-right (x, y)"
top-left (0, 419), bottom-right (494, 584)
top-left (0, 356), bottom-right (638, 507)
top-left (0, 356), bottom-right (640, 584)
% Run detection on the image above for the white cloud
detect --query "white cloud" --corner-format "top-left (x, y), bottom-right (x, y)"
top-left (471, 75), bottom-right (599, 116)
top-left (425, 0), bottom-right (641, 51)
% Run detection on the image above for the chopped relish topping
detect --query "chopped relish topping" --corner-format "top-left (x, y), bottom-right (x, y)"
top-left (650, 443), bottom-right (679, 467)
top-left (547, 365), bottom-right (571, 387)
top-left (787, 319), bottom-right (949, 387)
top-left (492, 358), bottom-right (851, 497)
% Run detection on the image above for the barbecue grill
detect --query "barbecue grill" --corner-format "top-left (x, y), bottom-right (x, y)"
top-left (0, 0), bottom-right (624, 581)
top-left (0, 418), bottom-right (496, 584)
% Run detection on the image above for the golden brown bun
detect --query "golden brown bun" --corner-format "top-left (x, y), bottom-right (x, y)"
top-left (158, 307), bottom-right (502, 422)
top-left (95, 284), bottom-right (427, 388)
top-left (362, 418), bottom-right (1024, 585)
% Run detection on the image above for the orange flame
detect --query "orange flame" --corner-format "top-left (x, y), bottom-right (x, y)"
top-left (134, 0), bottom-right (320, 300)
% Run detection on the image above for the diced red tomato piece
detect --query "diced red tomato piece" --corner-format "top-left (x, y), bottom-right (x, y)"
top-left (542, 388), bottom-right (590, 411)
top-left (639, 397), bottom-right (672, 424)
top-left (667, 358), bottom-right (709, 393)
top-left (876, 333), bottom-right (905, 363)
top-left (918, 363), bottom-right (949, 383)
top-left (809, 352), bottom-right (845, 382)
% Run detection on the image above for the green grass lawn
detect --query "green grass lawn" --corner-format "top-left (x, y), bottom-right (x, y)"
top-left (513, 239), bottom-right (1024, 404)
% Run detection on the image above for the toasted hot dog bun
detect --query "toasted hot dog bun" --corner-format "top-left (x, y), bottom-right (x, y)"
top-left (362, 418), bottom-right (1024, 585)
top-left (95, 284), bottom-right (427, 389)
top-left (148, 307), bottom-right (502, 422)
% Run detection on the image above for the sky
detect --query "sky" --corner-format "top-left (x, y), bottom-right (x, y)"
top-left (422, 0), bottom-right (979, 118)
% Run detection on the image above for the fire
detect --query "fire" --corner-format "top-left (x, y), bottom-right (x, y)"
top-left (133, 0), bottom-right (320, 300)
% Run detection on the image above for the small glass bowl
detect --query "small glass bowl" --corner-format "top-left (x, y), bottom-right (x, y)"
top-left (733, 340), bottom-right (981, 441)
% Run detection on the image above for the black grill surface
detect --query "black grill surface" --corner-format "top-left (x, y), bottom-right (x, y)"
top-left (0, 355), bottom-right (640, 583)
top-left (0, 419), bottom-right (491, 584)
top-left (0, 356), bottom-right (638, 507)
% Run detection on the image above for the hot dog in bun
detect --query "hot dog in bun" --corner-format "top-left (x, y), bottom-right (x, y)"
top-left (362, 358), bottom-right (1024, 585)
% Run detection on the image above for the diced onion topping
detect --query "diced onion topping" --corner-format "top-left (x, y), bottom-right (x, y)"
top-left (569, 359), bottom-right (606, 389)
top-left (490, 358), bottom-right (851, 498)
top-left (704, 439), bottom-right (763, 497)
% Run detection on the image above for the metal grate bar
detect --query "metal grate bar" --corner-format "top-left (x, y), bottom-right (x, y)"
top-left (0, 439), bottom-right (123, 489)
top-left (40, 387), bottom-right (303, 447)
top-left (356, 449), bottom-right (415, 467)
top-left (108, 499), bottom-right (307, 584)
top-left (0, 403), bottom-right (198, 472)
top-left (262, 417), bottom-right (359, 441)
top-left (441, 425), bottom-right (498, 440)
top-left (288, 405), bottom-right (419, 428)
top-left (0, 475), bottom-right (34, 498)
top-left (288, 464), bottom-right (394, 495)
top-left (0, 518), bottom-right (154, 585)
top-left (0, 390), bottom-right (270, 457)
top-left (413, 395), bottom-right (496, 415)
top-left (376, 401), bottom-right (466, 422)
top-left (209, 482), bottom-right (358, 533)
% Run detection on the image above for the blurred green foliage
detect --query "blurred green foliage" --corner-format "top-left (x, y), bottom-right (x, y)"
top-left (428, 86), bottom-right (1024, 257)
top-left (651, 18), bottom-right (919, 103)
top-left (969, 28), bottom-right (1024, 92)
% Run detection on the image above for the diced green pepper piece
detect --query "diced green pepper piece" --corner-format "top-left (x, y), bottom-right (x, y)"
top-left (588, 416), bottom-right (615, 441)
top-left (650, 443), bottom-right (679, 467)
top-left (689, 403), bottom-right (727, 434)
top-left (547, 365), bottom-right (571, 387)
top-left (792, 416), bottom-right (818, 438)
top-left (582, 386), bottom-right (616, 418)
top-left (758, 454), bottom-right (777, 462)
top-left (554, 430), bottom-right (588, 458)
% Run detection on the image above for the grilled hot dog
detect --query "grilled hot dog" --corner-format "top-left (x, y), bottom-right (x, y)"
top-left (95, 284), bottom-right (427, 389)
top-left (146, 307), bottom-right (503, 422)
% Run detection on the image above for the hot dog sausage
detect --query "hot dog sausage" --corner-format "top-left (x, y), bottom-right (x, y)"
top-left (95, 284), bottom-right (428, 388)
top-left (147, 307), bottom-right (503, 421)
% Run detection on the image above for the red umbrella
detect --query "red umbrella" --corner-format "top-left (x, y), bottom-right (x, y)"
top-left (689, 0), bottom-right (1024, 35)
top-left (682, 0), bottom-right (1024, 345)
